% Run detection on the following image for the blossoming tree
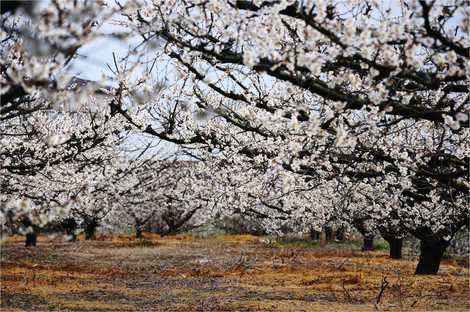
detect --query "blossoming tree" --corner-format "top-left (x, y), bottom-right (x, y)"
top-left (1, 1), bottom-right (127, 243)
top-left (107, 0), bottom-right (469, 275)
top-left (1, 0), bottom-right (468, 275)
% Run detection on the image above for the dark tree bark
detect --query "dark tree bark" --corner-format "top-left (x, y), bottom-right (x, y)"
top-left (324, 226), bottom-right (334, 241)
top-left (353, 219), bottom-right (374, 251)
top-left (135, 224), bottom-right (143, 239)
top-left (309, 228), bottom-right (320, 240)
top-left (415, 240), bottom-right (448, 275)
top-left (161, 206), bottom-right (201, 236)
top-left (61, 217), bottom-right (77, 242)
top-left (21, 217), bottom-right (37, 247)
top-left (66, 230), bottom-right (77, 242)
top-left (84, 225), bottom-right (96, 240)
top-left (382, 234), bottom-right (403, 259)
top-left (335, 226), bottom-right (346, 241)
top-left (83, 217), bottom-right (98, 240)
top-left (25, 232), bottom-right (37, 247)
top-left (362, 236), bottom-right (374, 251)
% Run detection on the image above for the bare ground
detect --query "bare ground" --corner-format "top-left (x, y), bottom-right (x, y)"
top-left (1, 234), bottom-right (469, 311)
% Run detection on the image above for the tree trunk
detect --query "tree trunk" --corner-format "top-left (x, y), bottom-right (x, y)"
top-left (309, 228), bottom-right (320, 241)
top-left (335, 226), bottom-right (345, 241)
top-left (85, 226), bottom-right (95, 240)
top-left (64, 226), bottom-right (76, 241)
top-left (362, 236), bottom-right (374, 251)
top-left (415, 240), bottom-right (447, 275)
top-left (324, 226), bottom-right (334, 241)
top-left (135, 225), bottom-right (143, 239)
top-left (66, 231), bottom-right (76, 242)
top-left (84, 223), bottom-right (96, 240)
top-left (21, 218), bottom-right (37, 247)
top-left (62, 218), bottom-right (77, 242)
top-left (383, 235), bottom-right (403, 259)
top-left (83, 217), bottom-right (98, 240)
top-left (25, 232), bottom-right (37, 247)
top-left (353, 219), bottom-right (374, 251)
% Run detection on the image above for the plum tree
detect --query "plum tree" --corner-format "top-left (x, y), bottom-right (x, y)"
top-left (108, 0), bottom-right (469, 274)
top-left (1, 0), bottom-right (468, 275)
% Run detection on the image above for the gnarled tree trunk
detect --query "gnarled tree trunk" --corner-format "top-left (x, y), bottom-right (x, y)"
top-left (362, 235), bottom-right (374, 251)
top-left (354, 219), bottom-right (374, 251)
top-left (84, 225), bottom-right (96, 240)
top-left (309, 228), bottom-right (320, 241)
top-left (25, 232), bottom-right (37, 247)
top-left (83, 217), bottom-right (98, 240)
top-left (135, 224), bottom-right (143, 239)
top-left (61, 217), bottom-right (77, 242)
top-left (66, 230), bottom-right (77, 242)
top-left (324, 225), bottom-right (334, 241)
top-left (415, 239), bottom-right (448, 275)
top-left (382, 234), bottom-right (403, 259)
top-left (21, 217), bottom-right (37, 247)
top-left (335, 226), bottom-right (346, 241)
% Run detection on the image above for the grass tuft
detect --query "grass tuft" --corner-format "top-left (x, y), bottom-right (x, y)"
top-left (373, 241), bottom-right (390, 251)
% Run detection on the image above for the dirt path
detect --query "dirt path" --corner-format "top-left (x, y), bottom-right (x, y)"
top-left (1, 234), bottom-right (469, 311)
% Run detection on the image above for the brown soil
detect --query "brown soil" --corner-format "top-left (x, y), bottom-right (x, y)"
top-left (1, 234), bottom-right (469, 311)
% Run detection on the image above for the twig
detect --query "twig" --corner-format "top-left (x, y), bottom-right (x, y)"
top-left (112, 52), bottom-right (120, 74)
top-left (342, 280), bottom-right (354, 303)
top-left (376, 276), bottom-right (390, 305)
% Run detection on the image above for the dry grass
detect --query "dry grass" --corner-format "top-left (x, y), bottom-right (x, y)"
top-left (1, 234), bottom-right (469, 311)
top-left (214, 234), bottom-right (261, 241)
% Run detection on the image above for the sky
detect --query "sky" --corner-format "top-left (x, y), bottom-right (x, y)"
top-left (22, 0), bottom-right (464, 160)
top-left (68, 11), bottom-right (137, 82)
top-left (59, 6), bottom-right (181, 160)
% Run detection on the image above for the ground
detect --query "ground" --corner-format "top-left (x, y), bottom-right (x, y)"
top-left (1, 233), bottom-right (469, 311)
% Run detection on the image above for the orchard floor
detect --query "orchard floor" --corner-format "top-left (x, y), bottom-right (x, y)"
top-left (1, 234), bottom-right (469, 312)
